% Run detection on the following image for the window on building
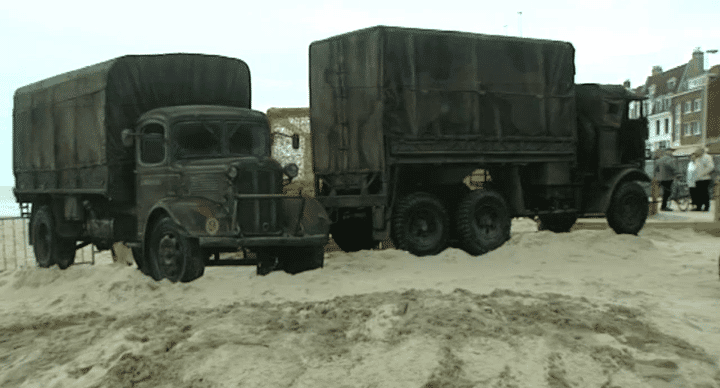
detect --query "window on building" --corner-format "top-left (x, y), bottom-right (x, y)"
top-left (693, 121), bottom-right (701, 136)
top-left (656, 120), bottom-right (660, 136)
top-left (667, 78), bottom-right (677, 90)
top-left (693, 99), bottom-right (701, 112)
top-left (683, 123), bottom-right (690, 136)
top-left (684, 101), bottom-right (692, 113)
top-left (665, 118), bottom-right (669, 134)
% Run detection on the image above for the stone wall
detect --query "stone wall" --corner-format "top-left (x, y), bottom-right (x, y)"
top-left (267, 108), bottom-right (315, 197)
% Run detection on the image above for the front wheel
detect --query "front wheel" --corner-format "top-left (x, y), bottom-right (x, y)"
top-left (147, 217), bottom-right (205, 282)
top-left (456, 190), bottom-right (511, 256)
top-left (30, 204), bottom-right (76, 269)
top-left (607, 182), bottom-right (649, 235)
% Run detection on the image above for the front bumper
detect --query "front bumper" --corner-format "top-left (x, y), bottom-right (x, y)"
top-left (199, 234), bottom-right (328, 248)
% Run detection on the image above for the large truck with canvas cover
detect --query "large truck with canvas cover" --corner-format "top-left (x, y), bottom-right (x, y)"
top-left (309, 26), bottom-right (650, 256)
top-left (13, 54), bottom-right (330, 281)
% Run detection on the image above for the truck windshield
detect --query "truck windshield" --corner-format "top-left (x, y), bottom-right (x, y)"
top-left (173, 120), bottom-right (268, 159)
top-left (226, 121), bottom-right (268, 157)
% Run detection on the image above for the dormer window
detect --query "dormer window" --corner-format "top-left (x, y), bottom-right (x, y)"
top-left (667, 77), bottom-right (677, 90)
top-left (648, 84), bottom-right (656, 96)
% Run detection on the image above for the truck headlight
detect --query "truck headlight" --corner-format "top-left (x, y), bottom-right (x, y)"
top-left (283, 163), bottom-right (299, 179)
top-left (227, 166), bottom-right (238, 179)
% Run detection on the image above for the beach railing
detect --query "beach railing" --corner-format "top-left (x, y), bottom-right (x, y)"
top-left (0, 217), bottom-right (96, 272)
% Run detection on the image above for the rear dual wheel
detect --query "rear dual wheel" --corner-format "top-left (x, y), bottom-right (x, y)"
top-left (392, 192), bottom-right (449, 256)
top-left (455, 190), bottom-right (511, 256)
top-left (31, 205), bottom-right (76, 269)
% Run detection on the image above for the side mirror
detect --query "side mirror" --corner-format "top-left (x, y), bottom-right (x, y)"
top-left (121, 129), bottom-right (135, 147)
top-left (292, 134), bottom-right (300, 149)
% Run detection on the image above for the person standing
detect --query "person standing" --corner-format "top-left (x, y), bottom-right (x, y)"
top-left (654, 149), bottom-right (678, 211)
top-left (688, 154), bottom-right (698, 210)
top-left (694, 147), bottom-right (715, 212)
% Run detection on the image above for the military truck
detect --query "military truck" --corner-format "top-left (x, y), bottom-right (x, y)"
top-left (13, 54), bottom-right (330, 281)
top-left (309, 26), bottom-right (649, 256)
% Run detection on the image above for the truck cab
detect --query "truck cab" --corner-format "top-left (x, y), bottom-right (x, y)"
top-left (126, 105), bottom-right (330, 281)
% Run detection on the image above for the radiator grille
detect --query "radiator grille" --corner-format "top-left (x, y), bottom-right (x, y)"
top-left (236, 168), bottom-right (282, 235)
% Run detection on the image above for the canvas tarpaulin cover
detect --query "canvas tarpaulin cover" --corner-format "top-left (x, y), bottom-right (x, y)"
top-left (13, 53), bottom-right (251, 199)
top-left (310, 26), bottom-right (578, 176)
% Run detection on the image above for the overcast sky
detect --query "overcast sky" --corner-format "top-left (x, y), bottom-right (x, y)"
top-left (1, 0), bottom-right (719, 187)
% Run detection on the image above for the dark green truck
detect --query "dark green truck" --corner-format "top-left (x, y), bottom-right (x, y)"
top-left (13, 54), bottom-right (330, 281)
top-left (309, 26), bottom-right (650, 256)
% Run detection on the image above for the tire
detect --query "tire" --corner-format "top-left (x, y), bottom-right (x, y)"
top-left (456, 190), bottom-right (511, 256)
top-left (607, 182), bottom-right (649, 235)
top-left (281, 246), bottom-right (325, 275)
top-left (331, 216), bottom-right (375, 252)
top-left (147, 217), bottom-right (205, 282)
top-left (30, 204), bottom-right (76, 269)
top-left (537, 213), bottom-right (578, 233)
top-left (392, 192), bottom-right (449, 256)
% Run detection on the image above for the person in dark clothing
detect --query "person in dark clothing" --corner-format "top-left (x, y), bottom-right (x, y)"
top-left (654, 149), bottom-right (678, 211)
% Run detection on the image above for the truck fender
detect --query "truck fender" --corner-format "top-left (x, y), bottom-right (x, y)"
top-left (142, 198), bottom-right (230, 241)
top-left (281, 197), bottom-right (331, 237)
top-left (589, 168), bottom-right (651, 214)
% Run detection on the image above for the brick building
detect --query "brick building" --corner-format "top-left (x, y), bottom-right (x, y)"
top-left (629, 48), bottom-right (720, 156)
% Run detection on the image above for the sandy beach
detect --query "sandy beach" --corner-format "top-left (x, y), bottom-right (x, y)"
top-left (0, 216), bottom-right (719, 387)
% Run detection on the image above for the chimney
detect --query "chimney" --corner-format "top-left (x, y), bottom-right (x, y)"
top-left (652, 66), bottom-right (663, 75)
top-left (692, 47), bottom-right (705, 71)
top-left (623, 79), bottom-right (631, 89)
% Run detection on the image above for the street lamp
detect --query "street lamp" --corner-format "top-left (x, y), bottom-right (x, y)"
top-left (702, 49), bottom-right (718, 147)
top-left (517, 12), bottom-right (522, 37)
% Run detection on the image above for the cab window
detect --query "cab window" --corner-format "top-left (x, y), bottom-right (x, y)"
top-left (174, 121), bottom-right (221, 159)
top-left (227, 121), bottom-right (268, 156)
top-left (140, 123), bottom-right (166, 164)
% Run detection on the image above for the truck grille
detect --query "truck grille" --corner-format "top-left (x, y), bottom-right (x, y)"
top-left (189, 174), bottom-right (222, 196)
top-left (235, 168), bottom-right (282, 235)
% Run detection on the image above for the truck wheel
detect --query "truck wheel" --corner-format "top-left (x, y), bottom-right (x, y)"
top-left (331, 217), bottom-right (375, 252)
top-left (281, 246), bottom-right (325, 275)
top-left (392, 192), bottom-right (449, 256)
top-left (537, 213), bottom-right (578, 233)
top-left (147, 217), bottom-right (205, 282)
top-left (607, 182), bottom-right (648, 235)
top-left (456, 190), bottom-right (511, 256)
top-left (31, 205), bottom-right (76, 269)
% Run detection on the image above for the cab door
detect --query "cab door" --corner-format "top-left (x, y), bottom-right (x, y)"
top-left (135, 120), bottom-right (180, 239)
